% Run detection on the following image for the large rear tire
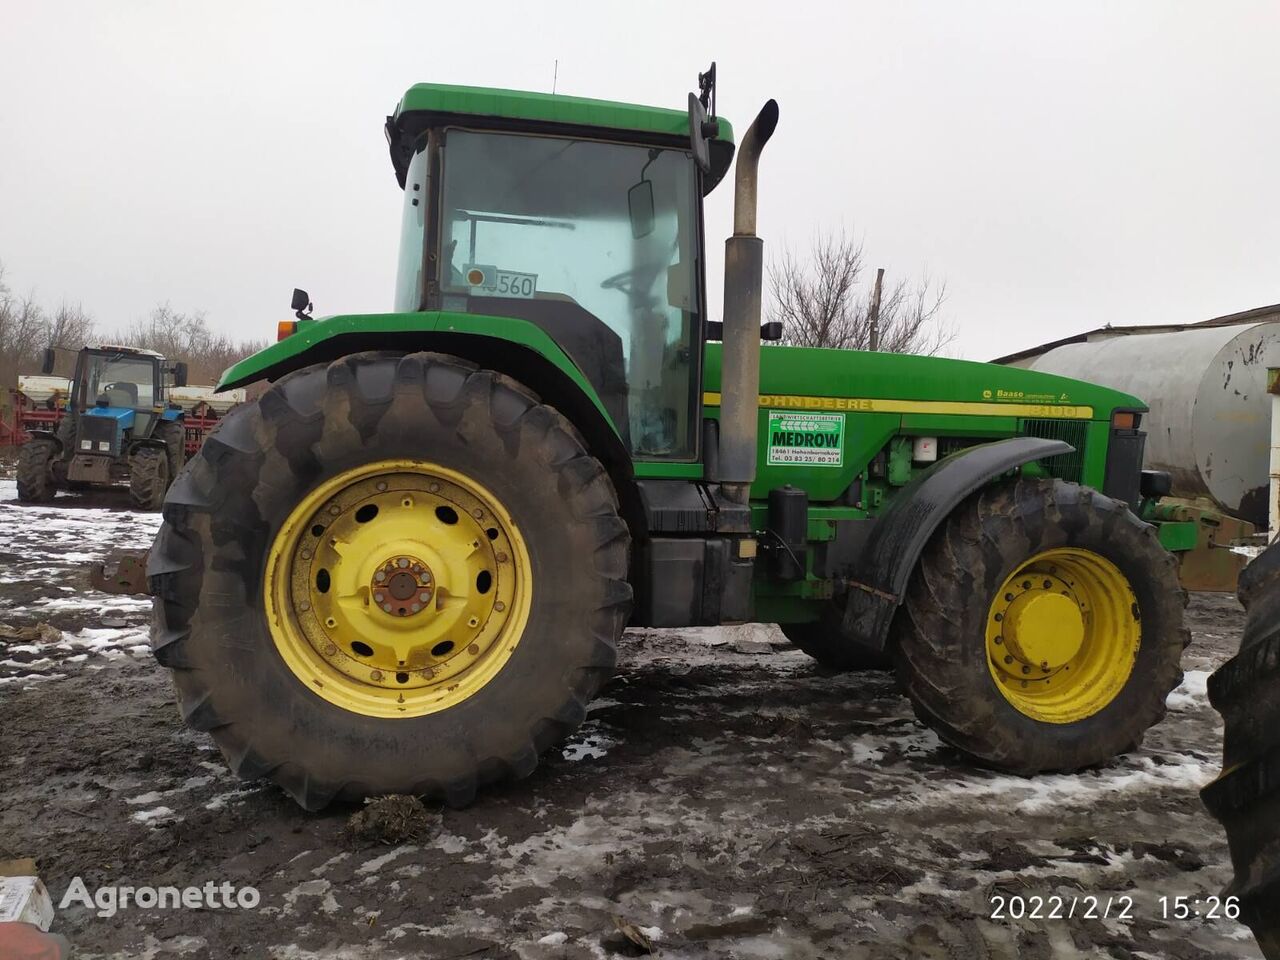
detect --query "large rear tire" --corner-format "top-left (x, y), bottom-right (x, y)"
top-left (155, 419), bottom-right (186, 479)
top-left (894, 477), bottom-right (1187, 773)
top-left (16, 437), bottom-right (59, 502)
top-left (149, 351), bottom-right (631, 810)
top-left (1202, 542), bottom-right (1280, 958)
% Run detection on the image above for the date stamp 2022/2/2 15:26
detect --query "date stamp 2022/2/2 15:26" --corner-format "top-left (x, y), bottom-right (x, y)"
top-left (989, 893), bottom-right (1242, 923)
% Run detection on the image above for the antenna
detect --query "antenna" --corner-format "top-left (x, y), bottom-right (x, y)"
top-left (552, 59), bottom-right (558, 95)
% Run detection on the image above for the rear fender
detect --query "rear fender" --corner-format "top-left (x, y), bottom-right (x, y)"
top-left (216, 313), bottom-right (643, 537)
top-left (25, 429), bottom-right (62, 454)
top-left (840, 436), bottom-right (1075, 652)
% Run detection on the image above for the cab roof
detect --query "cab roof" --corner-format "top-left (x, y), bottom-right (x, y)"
top-left (386, 82), bottom-right (736, 194)
top-left (92, 344), bottom-right (164, 359)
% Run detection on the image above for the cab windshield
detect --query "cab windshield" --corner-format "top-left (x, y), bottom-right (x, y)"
top-left (83, 354), bottom-right (156, 408)
top-left (437, 129), bottom-right (702, 458)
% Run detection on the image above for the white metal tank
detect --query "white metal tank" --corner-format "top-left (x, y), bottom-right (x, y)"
top-left (1012, 322), bottom-right (1279, 525)
top-left (17, 375), bottom-right (72, 406)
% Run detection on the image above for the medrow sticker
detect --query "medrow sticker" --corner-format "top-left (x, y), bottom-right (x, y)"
top-left (766, 411), bottom-right (845, 466)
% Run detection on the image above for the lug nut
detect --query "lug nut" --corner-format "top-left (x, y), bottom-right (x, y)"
top-left (420, 592), bottom-right (430, 602)
top-left (299, 601), bottom-right (311, 612)
top-left (398, 558), bottom-right (409, 568)
top-left (375, 571), bottom-right (386, 582)
top-left (323, 642), bottom-right (337, 655)
top-left (370, 670), bottom-right (383, 681)
top-left (494, 601), bottom-right (505, 612)
top-left (376, 481), bottom-right (387, 491)
top-left (496, 552), bottom-right (508, 563)
top-left (382, 604), bottom-right (392, 613)
top-left (1004, 655), bottom-right (1014, 665)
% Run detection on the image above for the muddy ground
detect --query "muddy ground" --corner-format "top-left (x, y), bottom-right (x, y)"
top-left (0, 479), bottom-right (1262, 959)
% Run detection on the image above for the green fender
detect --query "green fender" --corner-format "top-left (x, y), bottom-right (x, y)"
top-left (220, 310), bottom-right (613, 429)
top-left (218, 310), bottom-right (638, 518)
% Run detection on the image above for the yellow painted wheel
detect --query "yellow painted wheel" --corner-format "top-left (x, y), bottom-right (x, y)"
top-left (985, 547), bottom-right (1140, 724)
top-left (264, 459), bottom-right (532, 719)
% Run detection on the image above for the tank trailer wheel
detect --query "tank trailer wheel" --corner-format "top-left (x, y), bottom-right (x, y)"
top-left (1202, 542), bottom-right (1280, 958)
top-left (129, 447), bottom-right (170, 511)
top-left (149, 351), bottom-right (631, 810)
top-left (894, 477), bottom-right (1188, 773)
top-left (16, 437), bottom-right (59, 502)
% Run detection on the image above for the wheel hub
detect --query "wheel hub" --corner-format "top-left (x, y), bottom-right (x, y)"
top-left (1001, 578), bottom-right (1084, 670)
top-left (263, 460), bottom-right (532, 718)
top-left (373, 556), bottom-right (434, 616)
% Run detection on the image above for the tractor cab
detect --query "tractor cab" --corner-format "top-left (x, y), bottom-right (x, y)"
top-left (68, 347), bottom-right (172, 455)
top-left (386, 81), bottom-right (735, 460)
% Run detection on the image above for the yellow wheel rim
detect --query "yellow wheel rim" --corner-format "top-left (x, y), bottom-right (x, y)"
top-left (263, 459), bottom-right (532, 718)
top-left (985, 548), bottom-right (1140, 724)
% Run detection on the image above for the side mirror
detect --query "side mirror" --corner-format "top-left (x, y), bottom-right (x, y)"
top-left (627, 181), bottom-right (655, 239)
top-left (291, 287), bottom-right (313, 321)
top-left (688, 92), bottom-right (719, 175)
top-left (173, 362), bottom-right (189, 388)
top-left (41, 348), bottom-right (56, 375)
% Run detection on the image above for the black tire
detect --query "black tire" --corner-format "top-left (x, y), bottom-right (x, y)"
top-left (16, 438), bottom-right (59, 502)
top-left (781, 616), bottom-right (894, 671)
top-left (155, 419), bottom-right (186, 479)
top-left (149, 351), bottom-right (632, 810)
top-left (129, 447), bottom-right (170, 510)
top-left (894, 477), bottom-right (1188, 773)
top-left (1202, 542), bottom-right (1280, 958)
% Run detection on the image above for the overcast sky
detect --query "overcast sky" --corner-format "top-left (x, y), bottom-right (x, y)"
top-left (1, 1), bottom-right (1277, 361)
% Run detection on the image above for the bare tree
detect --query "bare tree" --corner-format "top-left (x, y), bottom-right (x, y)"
top-left (0, 262), bottom-right (91, 387)
top-left (767, 230), bottom-right (953, 354)
top-left (109, 303), bottom-right (269, 387)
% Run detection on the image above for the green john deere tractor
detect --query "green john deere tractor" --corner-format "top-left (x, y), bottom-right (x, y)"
top-left (149, 69), bottom-right (1194, 809)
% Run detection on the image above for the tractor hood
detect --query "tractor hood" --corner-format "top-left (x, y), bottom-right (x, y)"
top-left (85, 406), bottom-right (136, 427)
top-left (703, 345), bottom-right (1145, 421)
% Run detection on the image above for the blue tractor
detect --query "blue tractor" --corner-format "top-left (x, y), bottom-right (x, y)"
top-left (17, 345), bottom-right (189, 510)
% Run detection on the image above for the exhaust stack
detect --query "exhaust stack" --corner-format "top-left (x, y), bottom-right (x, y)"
top-left (718, 99), bottom-right (779, 503)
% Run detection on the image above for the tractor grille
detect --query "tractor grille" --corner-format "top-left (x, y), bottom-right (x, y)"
top-left (78, 414), bottom-right (117, 447)
top-left (1020, 418), bottom-right (1087, 482)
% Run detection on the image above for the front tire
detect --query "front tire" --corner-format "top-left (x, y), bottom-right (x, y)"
top-left (781, 616), bottom-right (893, 671)
top-left (17, 437), bottom-right (59, 502)
top-left (894, 478), bottom-right (1187, 773)
top-left (1202, 543), bottom-right (1280, 958)
top-left (129, 447), bottom-right (170, 510)
top-left (149, 351), bottom-right (631, 810)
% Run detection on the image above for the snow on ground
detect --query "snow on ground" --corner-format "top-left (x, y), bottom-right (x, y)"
top-left (0, 478), bottom-right (1264, 958)
top-left (0, 479), bottom-right (161, 686)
